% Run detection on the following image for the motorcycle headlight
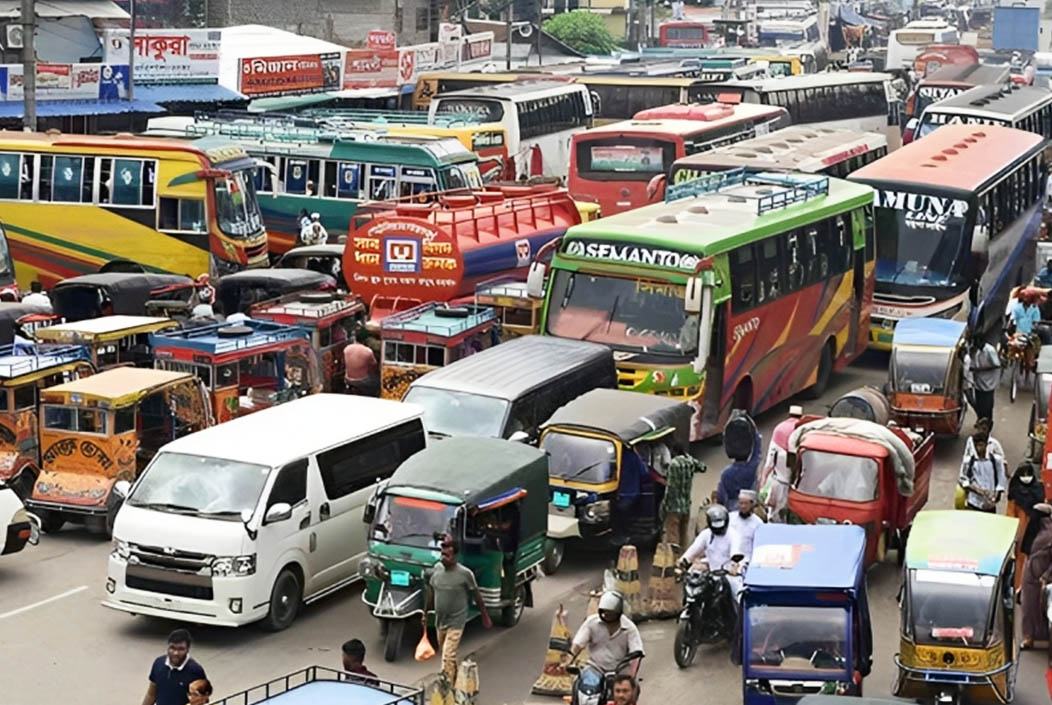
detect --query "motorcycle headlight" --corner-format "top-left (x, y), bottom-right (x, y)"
top-left (111, 539), bottom-right (130, 562)
top-left (212, 554), bottom-right (256, 577)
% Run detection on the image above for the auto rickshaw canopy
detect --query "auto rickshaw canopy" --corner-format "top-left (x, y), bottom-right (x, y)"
top-left (0, 345), bottom-right (89, 385)
top-left (905, 510), bottom-right (1019, 576)
top-left (40, 367), bottom-right (194, 409)
top-left (149, 319), bottom-right (312, 363)
top-left (0, 302), bottom-right (53, 346)
top-left (745, 524), bottom-right (866, 593)
top-left (50, 273), bottom-right (195, 321)
top-left (35, 316), bottom-right (179, 345)
top-left (217, 269), bottom-right (336, 314)
top-left (385, 437), bottom-right (549, 541)
top-left (541, 388), bottom-right (693, 450)
top-left (891, 318), bottom-right (968, 349)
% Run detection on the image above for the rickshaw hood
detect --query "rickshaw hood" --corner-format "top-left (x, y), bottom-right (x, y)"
top-left (114, 503), bottom-right (250, 555)
top-left (789, 417), bottom-right (915, 496)
top-left (744, 524), bottom-right (866, 593)
top-left (905, 510), bottom-right (1019, 575)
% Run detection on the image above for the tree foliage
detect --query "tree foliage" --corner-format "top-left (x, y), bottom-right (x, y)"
top-left (543, 10), bottom-right (619, 54)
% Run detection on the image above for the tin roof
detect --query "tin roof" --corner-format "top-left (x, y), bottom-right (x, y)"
top-left (744, 524), bottom-right (866, 591)
top-left (43, 367), bottom-right (191, 404)
top-left (150, 319), bottom-right (310, 355)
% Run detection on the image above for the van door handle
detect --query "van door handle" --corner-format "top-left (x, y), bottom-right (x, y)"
top-left (319, 503), bottom-right (331, 520)
top-left (299, 514), bottom-right (310, 530)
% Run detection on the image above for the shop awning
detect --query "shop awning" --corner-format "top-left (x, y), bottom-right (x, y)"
top-left (0, 99), bottom-right (164, 118)
top-left (134, 84), bottom-right (247, 104)
top-left (0, 0), bottom-right (127, 18)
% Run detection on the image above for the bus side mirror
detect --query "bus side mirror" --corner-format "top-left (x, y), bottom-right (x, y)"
top-left (685, 276), bottom-right (703, 314)
top-left (526, 262), bottom-right (547, 299)
top-left (691, 280), bottom-right (714, 375)
top-left (646, 173), bottom-right (667, 202)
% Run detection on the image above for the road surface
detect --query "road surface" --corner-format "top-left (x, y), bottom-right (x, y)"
top-left (0, 351), bottom-right (1048, 704)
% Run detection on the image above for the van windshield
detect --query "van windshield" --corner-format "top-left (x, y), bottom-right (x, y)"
top-left (129, 452), bottom-right (271, 519)
top-left (403, 386), bottom-right (508, 438)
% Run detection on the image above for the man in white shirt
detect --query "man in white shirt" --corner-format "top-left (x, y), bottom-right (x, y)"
top-left (679, 504), bottom-right (745, 601)
top-left (21, 281), bottom-right (51, 313)
top-left (959, 434), bottom-right (1006, 512)
top-left (729, 489), bottom-right (764, 566)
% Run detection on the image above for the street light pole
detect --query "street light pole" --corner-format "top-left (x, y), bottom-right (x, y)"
top-left (20, 0), bottom-right (35, 131)
top-left (128, 0), bottom-right (136, 102)
top-left (506, 2), bottom-right (513, 70)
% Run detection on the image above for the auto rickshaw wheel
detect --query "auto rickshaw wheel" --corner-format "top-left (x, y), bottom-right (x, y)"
top-left (875, 528), bottom-right (887, 563)
top-left (37, 510), bottom-right (64, 534)
top-left (261, 568), bottom-right (302, 631)
top-left (543, 539), bottom-right (565, 575)
top-left (383, 619), bottom-right (404, 662)
top-left (501, 585), bottom-right (526, 627)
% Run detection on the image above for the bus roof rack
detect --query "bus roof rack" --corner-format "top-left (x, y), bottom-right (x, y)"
top-left (304, 108), bottom-right (486, 128)
top-left (665, 167), bottom-right (829, 215)
top-left (188, 110), bottom-right (376, 144)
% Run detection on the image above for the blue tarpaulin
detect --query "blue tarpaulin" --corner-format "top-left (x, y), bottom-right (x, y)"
top-left (134, 83), bottom-right (247, 104)
top-left (838, 3), bottom-right (877, 26)
top-left (0, 99), bottom-right (164, 118)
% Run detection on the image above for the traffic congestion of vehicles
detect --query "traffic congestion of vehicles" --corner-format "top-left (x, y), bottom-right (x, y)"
top-left (7, 2), bottom-right (1052, 704)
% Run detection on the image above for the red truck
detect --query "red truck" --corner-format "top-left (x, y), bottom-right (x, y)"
top-left (786, 415), bottom-right (934, 567)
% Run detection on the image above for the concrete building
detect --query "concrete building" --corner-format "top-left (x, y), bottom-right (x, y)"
top-left (205, 0), bottom-right (440, 47)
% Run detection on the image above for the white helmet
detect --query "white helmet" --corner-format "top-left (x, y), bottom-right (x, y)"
top-left (597, 590), bottom-right (624, 623)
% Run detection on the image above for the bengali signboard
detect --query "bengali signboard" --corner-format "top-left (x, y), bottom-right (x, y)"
top-left (1, 63), bottom-right (130, 101)
top-left (462, 32), bottom-right (494, 62)
top-left (367, 29), bottom-right (397, 51)
top-left (102, 29), bottom-right (220, 83)
top-left (239, 52), bottom-right (342, 97)
top-left (343, 49), bottom-right (399, 89)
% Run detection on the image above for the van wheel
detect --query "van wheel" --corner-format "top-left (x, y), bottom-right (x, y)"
top-left (261, 569), bottom-right (301, 631)
top-left (801, 342), bottom-right (834, 400)
top-left (383, 619), bottom-right (404, 662)
top-left (543, 539), bottom-right (564, 575)
top-left (502, 585), bottom-right (526, 627)
top-left (37, 510), bottom-right (64, 534)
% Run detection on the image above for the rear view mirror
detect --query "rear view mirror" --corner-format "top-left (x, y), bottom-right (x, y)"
top-left (508, 431), bottom-right (529, 443)
top-left (526, 262), bottom-right (546, 299)
top-left (646, 173), bottom-right (667, 202)
top-left (264, 503), bottom-right (292, 525)
top-left (112, 480), bottom-right (131, 499)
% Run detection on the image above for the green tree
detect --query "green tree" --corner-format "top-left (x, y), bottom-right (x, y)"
top-left (543, 10), bottom-right (618, 55)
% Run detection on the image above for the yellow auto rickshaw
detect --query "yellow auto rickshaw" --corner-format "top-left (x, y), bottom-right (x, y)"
top-left (894, 510), bottom-right (1019, 704)
top-left (475, 279), bottom-right (542, 340)
top-left (26, 367), bottom-right (213, 535)
top-left (34, 315), bottom-right (180, 370)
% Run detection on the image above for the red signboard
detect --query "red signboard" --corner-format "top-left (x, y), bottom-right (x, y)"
top-left (367, 29), bottom-right (396, 51)
top-left (238, 52), bottom-right (342, 97)
top-left (343, 49), bottom-right (399, 89)
top-left (345, 217), bottom-right (462, 307)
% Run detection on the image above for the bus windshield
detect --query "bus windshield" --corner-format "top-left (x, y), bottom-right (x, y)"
top-left (575, 136), bottom-right (674, 180)
top-left (435, 98), bottom-right (505, 123)
top-left (215, 169), bottom-right (264, 239)
top-left (545, 269), bottom-right (699, 356)
top-left (875, 196), bottom-right (969, 288)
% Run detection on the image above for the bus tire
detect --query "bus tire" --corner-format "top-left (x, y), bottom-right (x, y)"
top-left (261, 567), bottom-right (301, 631)
top-left (801, 341), bottom-right (834, 400)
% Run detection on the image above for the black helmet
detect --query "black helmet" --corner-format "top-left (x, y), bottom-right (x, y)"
top-left (706, 505), bottom-right (729, 535)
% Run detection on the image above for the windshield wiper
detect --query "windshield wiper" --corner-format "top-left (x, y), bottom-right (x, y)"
top-left (196, 510), bottom-right (244, 518)
top-left (561, 459), bottom-right (608, 482)
top-left (134, 502), bottom-right (200, 514)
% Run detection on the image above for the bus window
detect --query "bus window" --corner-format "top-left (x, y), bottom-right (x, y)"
top-left (730, 245), bottom-right (756, 312)
top-left (756, 236), bottom-right (784, 304)
top-left (785, 231), bottom-right (804, 292)
top-left (400, 167), bottom-right (436, 197)
top-left (0, 153), bottom-right (18, 199)
top-left (369, 164), bottom-right (397, 200)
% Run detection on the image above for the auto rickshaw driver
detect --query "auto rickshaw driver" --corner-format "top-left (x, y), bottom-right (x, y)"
top-left (1008, 288), bottom-right (1043, 367)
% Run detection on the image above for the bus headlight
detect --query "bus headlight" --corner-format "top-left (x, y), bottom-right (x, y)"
top-left (212, 554), bottom-right (256, 577)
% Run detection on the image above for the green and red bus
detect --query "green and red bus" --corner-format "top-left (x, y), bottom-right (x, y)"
top-left (529, 168), bottom-right (875, 439)
top-left (568, 102), bottom-right (790, 216)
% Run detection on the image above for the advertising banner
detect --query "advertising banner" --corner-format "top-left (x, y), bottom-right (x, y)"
top-left (239, 52), bottom-right (342, 97)
top-left (343, 49), bottom-right (399, 89)
top-left (2, 63), bottom-right (130, 101)
top-left (102, 29), bottom-right (221, 83)
top-left (367, 29), bottom-right (397, 51)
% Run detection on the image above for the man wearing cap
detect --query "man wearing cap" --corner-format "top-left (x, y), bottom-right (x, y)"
top-left (729, 489), bottom-right (764, 567)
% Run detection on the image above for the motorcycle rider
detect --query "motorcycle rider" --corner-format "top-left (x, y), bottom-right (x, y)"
top-left (678, 505), bottom-right (745, 604)
top-left (564, 591), bottom-right (644, 677)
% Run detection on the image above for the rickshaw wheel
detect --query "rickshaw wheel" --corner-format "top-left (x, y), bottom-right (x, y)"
top-left (501, 585), bottom-right (526, 627)
top-left (383, 619), bottom-right (404, 662)
top-left (543, 540), bottom-right (565, 575)
top-left (673, 621), bottom-right (698, 668)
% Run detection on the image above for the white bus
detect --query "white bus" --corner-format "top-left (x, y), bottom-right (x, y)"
top-left (667, 125), bottom-right (888, 184)
top-left (915, 83), bottom-right (1052, 141)
top-left (692, 72), bottom-right (902, 149)
top-left (886, 20), bottom-right (959, 71)
top-left (757, 16), bottom-right (821, 46)
top-left (429, 80), bottom-right (594, 182)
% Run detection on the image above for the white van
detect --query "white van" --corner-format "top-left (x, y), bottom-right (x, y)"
top-left (102, 394), bottom-right (426, 630)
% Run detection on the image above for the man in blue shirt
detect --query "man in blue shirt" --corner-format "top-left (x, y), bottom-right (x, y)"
top-left (142, 629), bottom-right (207, 705)
top-left (715, 420), bottom-right (763, 512)
top-left (1010, 290), bottom-right (1042, 337)
top-left (1035, 259), bottom-right (1052, 288)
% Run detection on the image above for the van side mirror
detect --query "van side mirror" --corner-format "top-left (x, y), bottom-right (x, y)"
top-left (526, 262), bottom-right (546, 299)
top-left (508, 430), bottom-right (529, 443)
top-left (264, 503), bottom-right (292, 525)
top-left (363, 500), bottom-right (376, 525)
top-left (113, 480), bottom-right (131, 499)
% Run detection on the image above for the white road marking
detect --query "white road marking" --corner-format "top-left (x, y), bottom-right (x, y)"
top-left (0, 585), bottom-right (88, 619)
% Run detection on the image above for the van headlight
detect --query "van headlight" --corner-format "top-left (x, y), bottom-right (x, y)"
top-left (211, 554), bottom-right (256, 577)
top-left (111, 539), bottom-right (130, 562)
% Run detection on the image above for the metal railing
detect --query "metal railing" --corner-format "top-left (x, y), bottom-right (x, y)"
top-left (665, 167), bottom-right (829, 216)
top-left (212, 665), bottom-right (423, 705)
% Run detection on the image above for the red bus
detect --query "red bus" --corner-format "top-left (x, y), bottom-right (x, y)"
top-left (568, 102), bottom-right (789, 215)
top-left (904, 62), bottom-right (1009, 120)
top-left (658, 21), bottom-right (711, 48)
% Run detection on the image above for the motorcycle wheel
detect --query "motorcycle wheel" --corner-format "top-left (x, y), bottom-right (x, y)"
top-left (673, 620), bottom-right (698, 668)
top-left (383, 619), bottom-right (404, 662)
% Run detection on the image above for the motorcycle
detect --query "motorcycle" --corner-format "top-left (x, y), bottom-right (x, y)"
top-left (567, 651), bottom-right (644, 705)
top-left (673, 557), bottom-right (742, 668)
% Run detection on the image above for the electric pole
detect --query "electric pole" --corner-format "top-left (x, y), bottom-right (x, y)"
top-left (128, 0), bottom-right (136, 101)
top-left (506, 1), bottom-right (512, 70)
top-left (20, 0), bottom-right (35, 131)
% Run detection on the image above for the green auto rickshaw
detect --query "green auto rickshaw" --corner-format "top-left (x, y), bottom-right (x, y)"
top-left (360, 437), bottom-right (548, 662)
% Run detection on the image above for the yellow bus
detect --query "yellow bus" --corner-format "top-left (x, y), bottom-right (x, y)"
top-left (0, 131), bottom-right (268, 288)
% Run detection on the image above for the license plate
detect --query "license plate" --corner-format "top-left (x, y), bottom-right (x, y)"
top-left (391, 570), bottom-right (410, 587)
top-left (553, 491), bottom-right (572, 508)
top-left (910, 383), bottom-right (932, 394)
top-left (816, 517), bottom-right (837, 525)
top-left (877, 332), bottom-right (892, 343)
